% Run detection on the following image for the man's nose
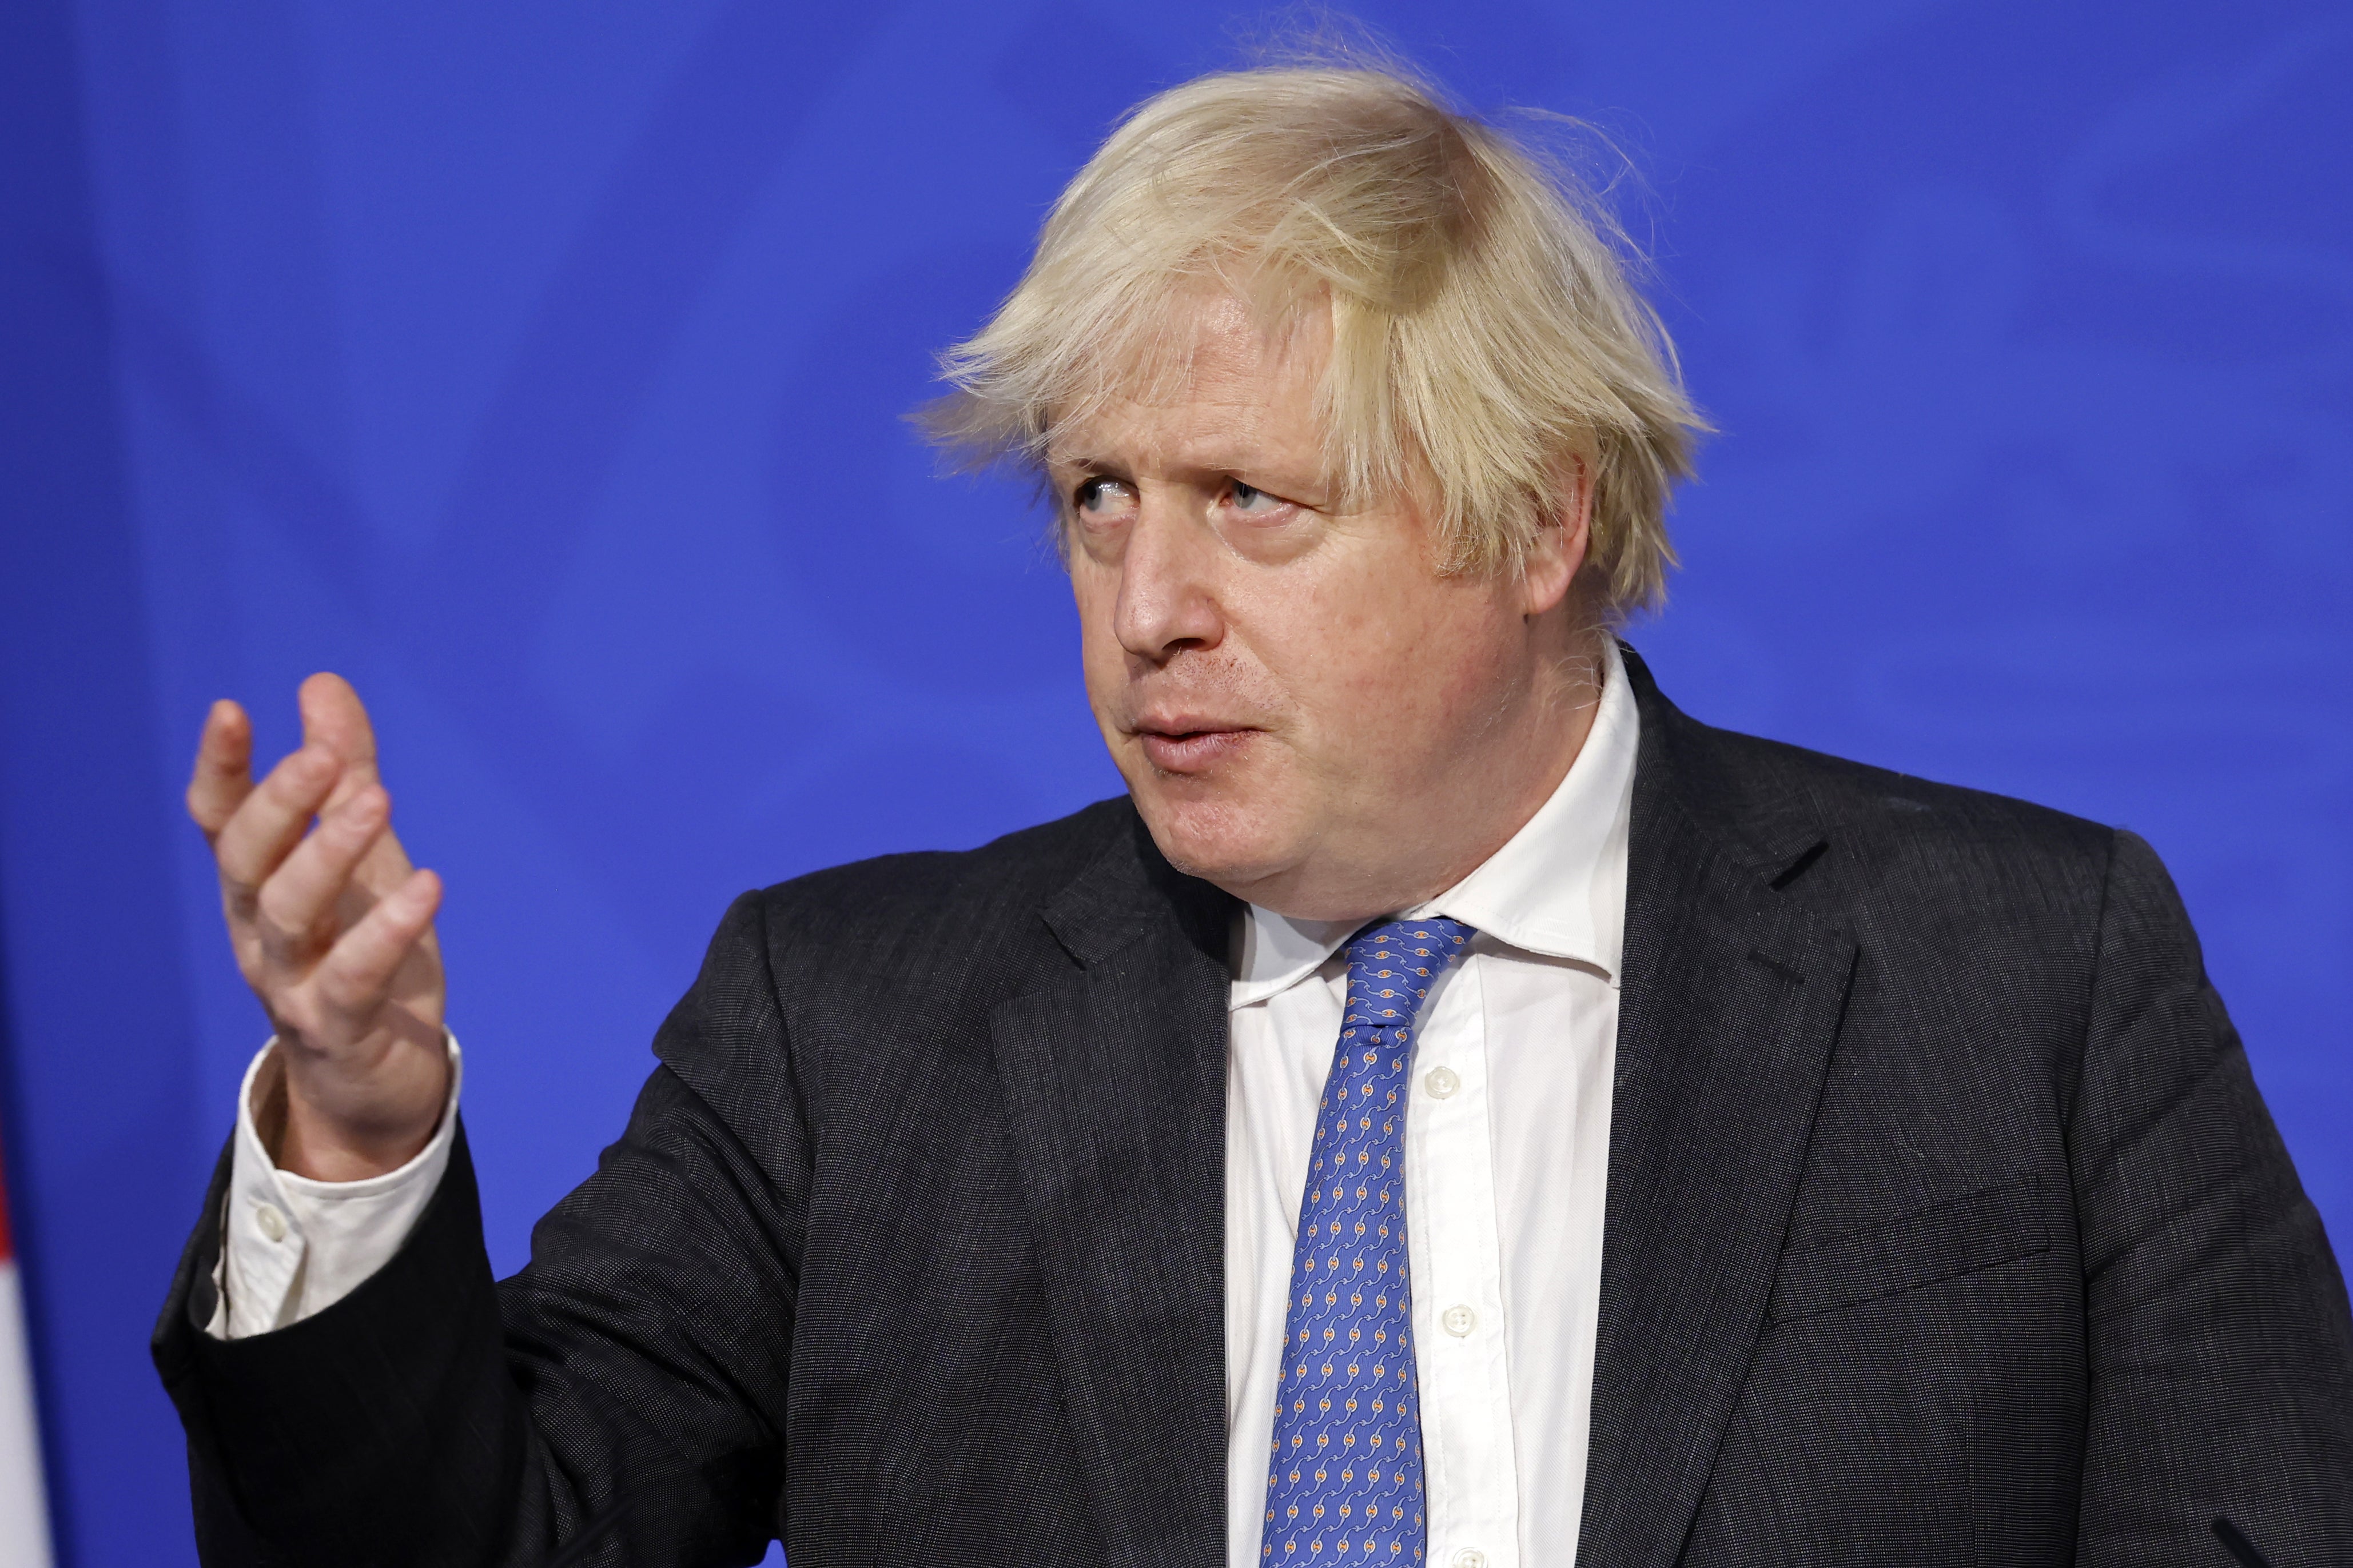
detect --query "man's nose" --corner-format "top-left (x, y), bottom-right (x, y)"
top-left (1112, 496), bottom-right (1225, 662)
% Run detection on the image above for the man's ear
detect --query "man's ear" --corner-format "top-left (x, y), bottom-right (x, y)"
top-left (1520, 453), bottom-right (1592, 617)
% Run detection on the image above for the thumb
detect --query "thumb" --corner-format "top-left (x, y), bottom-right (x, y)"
top-left (299, 672), bottom-right (382, 798)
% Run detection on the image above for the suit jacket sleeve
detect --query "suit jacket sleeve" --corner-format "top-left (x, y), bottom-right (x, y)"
top-left (152, 891), bottom-right (805, 1568)
top-left (2070, 829), bottom-right (2353, 1562)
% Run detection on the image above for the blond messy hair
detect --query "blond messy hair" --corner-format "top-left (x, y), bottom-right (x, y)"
top-left (922, 57), bottom-right (1707, 616)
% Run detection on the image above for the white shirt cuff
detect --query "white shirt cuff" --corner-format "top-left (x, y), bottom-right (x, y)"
top-left (204, 1034), bottom-right (463, 1340)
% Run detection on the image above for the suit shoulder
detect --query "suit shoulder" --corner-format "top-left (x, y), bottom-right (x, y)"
top-left (1682, 719), bottom-right (2116, 879)
top-left (738, 795), bottom-right (1133, 955)
top-left (1664, 719), bottom-right (2136, 1010)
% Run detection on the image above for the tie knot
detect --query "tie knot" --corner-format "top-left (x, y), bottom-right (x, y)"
top-left (1341, 918), bottom-right (1475, 1033)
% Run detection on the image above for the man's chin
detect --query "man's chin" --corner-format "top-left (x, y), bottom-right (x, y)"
top-left (1129, 791), bottom-right (1296, 895)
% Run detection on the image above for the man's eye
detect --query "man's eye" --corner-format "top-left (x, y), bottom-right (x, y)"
top-left (1075, 477), bottom-right (1132, 514)
top-left (1229, 481), bottom-right (1281, 514)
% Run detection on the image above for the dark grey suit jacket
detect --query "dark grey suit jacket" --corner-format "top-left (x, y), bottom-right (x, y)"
top-left (154, 648), bottom-right (2353, 1566)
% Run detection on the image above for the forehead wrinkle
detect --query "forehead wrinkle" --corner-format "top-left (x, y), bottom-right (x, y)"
top-left (1045, 287), bottom-right (1337, 490)
top-left (1053, 397), bottom-right (1301, 489)
top-left (1068, 370), bottom-right (1325, 480)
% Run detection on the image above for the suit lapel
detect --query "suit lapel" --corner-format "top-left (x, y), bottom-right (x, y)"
top-left (992, 810), bottom-right (1235, 1568)
top-left (1576, 653), bottom-right (1857, 1567)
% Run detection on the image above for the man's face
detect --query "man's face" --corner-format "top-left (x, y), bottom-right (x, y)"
top-left (1052, 295), bottom-right (1590, 921)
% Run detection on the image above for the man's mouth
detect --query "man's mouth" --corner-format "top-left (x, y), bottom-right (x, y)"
top-left (1133, 719), bottom-right (1255, 774)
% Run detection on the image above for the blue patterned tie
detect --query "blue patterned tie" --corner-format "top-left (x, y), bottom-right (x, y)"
top-left (1262, 917), bottom-right (1476, 1563)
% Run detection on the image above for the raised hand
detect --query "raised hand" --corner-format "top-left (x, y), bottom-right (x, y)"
top-left (188, 674), bottom-right (450, 1180)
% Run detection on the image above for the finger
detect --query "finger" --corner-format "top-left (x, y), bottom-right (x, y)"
top-left (299, 672), bottom-right (383, 808)
top-left (297, 675), bottom-right (418, 891)
top-left (214, 744), bottom-right (345, 909)
top-left (256, 784), bottom-right (391, 959)
top-left (187, 700), bottom-right (254, 841)
top-left (311, 868), bottom-right (441, 1018)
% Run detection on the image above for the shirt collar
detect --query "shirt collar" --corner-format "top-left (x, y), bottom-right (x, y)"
top-left (1230, 636), bottom-right (1641, 1010)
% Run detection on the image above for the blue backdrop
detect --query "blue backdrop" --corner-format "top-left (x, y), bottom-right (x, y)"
top-left (2, 2), bottom-right (2346, 1563)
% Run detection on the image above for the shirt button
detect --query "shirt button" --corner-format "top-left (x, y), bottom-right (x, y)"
top-left (1441, 1304), bottom-right (1477, 1337)
top-left (1423, 1066), bottom-right (1460, 1099)
top-left (1453, 1550), bottom-right (1488, 1568)
top-left (253, 1204), bottom-right (287, 1243)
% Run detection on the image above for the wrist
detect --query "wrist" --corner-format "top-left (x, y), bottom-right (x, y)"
top-left (259, 1035), bottom-right (453, 1181)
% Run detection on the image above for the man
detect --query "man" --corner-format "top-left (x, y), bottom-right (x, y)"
top-left (154, 60), bottom-right (2351, 1567)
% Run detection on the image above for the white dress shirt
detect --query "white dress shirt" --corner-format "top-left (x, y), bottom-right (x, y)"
top-left (216, 643), bottom-right (1638, 1568)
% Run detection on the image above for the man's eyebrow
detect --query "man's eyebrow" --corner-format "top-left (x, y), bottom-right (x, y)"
top-left (1047, 453), bottom-right (1133, 479)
